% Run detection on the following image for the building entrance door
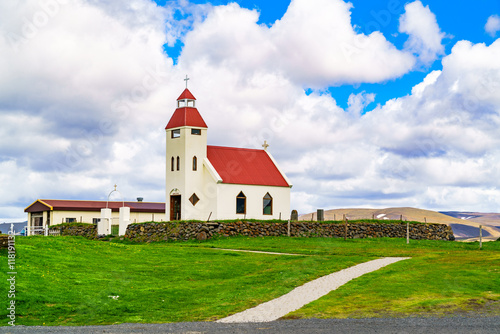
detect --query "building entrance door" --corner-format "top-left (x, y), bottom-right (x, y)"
top-left (170, 195), bottom-right (181, 221)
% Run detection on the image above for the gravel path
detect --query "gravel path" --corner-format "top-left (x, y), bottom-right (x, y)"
top-left (218, 257), bottom-right (410, 323)
top-left (212, 248), bottom-right (310, 256)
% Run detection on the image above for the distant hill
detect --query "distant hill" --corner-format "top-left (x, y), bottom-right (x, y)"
top-left (0, 222), bottom-right (27, 235)
top-left (299, 207), bottom-right (500, 242)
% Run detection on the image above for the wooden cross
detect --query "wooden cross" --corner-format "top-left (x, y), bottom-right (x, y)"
top-left (262, 140), bottom-right (269, 150)
top-left (184, 75), bottom-right (190, 88)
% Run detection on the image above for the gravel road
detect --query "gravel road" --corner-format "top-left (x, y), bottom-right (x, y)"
top-left (1, 317), bottom-right (499, 334)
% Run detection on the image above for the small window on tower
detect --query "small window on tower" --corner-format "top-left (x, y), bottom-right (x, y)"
top-left (191, 129), bottom-right (201, 135)
top-left (171, 157), bottom-right (175, 171)
top-left (189, 193), bottom-right (200, 206)
top-left (193, 156), bottom-right (197, 171)
top-left (177, 156), bottom-right (180, 171)
top-left (172, 129), bottom-right (180, 138)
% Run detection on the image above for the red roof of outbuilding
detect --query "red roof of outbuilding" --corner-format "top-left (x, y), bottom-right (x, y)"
top-left (177, 88), bottom-right (196, 100)
top-left (207, 146), bottom-right (290, 187)
top-left (25, 199), bottom-right (165, 213)
top-left (165, 107), bottom-right (208, 129)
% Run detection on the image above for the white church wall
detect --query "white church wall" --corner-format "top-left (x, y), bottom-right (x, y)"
top-left (216, 183), bottom-right (291, 220)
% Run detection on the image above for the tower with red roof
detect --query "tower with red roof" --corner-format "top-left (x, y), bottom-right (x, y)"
top-left (165, 85), bottom-right (292, 221)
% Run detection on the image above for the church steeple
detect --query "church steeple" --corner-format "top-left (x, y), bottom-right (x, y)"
top-left (165, 83), bottom-right (208, 221)
top-left (165, 88), bottom-right (207, 130)
top-left (176, 88), bottom-right (196, 108)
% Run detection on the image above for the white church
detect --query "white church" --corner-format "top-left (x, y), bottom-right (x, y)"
top-left (165, 85), bottom-right (292, 221)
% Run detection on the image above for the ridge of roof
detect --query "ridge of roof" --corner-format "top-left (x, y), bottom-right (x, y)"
top-left (177, 88), bottom-right (196, 100)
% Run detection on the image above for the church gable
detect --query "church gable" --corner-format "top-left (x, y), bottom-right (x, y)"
top-left (206, 146), bottom-right (290, 187)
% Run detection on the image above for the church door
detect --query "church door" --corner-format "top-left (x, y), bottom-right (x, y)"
top-left (170, 195), bottom-right (181, 220)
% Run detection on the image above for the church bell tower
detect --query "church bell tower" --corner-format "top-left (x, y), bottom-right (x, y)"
top-left (165, 82), bottom-right (208, 221)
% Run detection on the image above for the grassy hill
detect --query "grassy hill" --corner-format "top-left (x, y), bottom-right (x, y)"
top-left (1, 236), bottom-right (499, 325)
top-left (300, 207), bottom-right (500, 241)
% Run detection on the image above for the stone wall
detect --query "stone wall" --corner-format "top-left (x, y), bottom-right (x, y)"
top-left (0, 234), bottom-right (9, 249)
top-left (125, 220), bottom-right (455, 242)
top-left (49, 223), bottom-right (97, 239)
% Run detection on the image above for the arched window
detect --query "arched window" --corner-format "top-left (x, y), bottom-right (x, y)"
top-left (176, 156), bottom-right (180, 171)
top-left (263, 193), bottom-right (273, 215)
top-left (236, 191), bottom-right (246, 214)
top-left (193, 156), bottom-right (197, 171)
top-left (171, 157), bottom-right (174, 171)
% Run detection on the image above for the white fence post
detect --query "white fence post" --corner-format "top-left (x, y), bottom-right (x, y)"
top-left (99, 208), bottom-right (112, 235)
top-left (119, 207), bottom-right (131, 236)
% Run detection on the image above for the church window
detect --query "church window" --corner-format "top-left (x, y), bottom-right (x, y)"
top-left (171, 157), bottom-right (174, 171)
top-left (236, 191), bottom-right (246, 214)
top-left (191, 129), bottom-right (201, 135)
top-left (176, 156), bottom-right (180, 171)
top-left (172, 129), bottom-right (180, 138)
top-left (263, 193), bottom-right (273, 215)
top-left (189, 193), bottom-right (200, 206)
top-left (193, 156), bottom-right (197, 171)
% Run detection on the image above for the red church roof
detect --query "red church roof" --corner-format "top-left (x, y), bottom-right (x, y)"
top-left (207, 146), bottom-right (290, 187)
top-left (25, 199), bottom-right (165, 213)
top-left (177, 88), bottom-right (196, 100)
top-left (165, 107), bottom-right (208, 129)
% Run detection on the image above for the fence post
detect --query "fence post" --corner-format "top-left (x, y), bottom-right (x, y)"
top-left (287, 219), bottom-right (291, 237)
top-left (479, 225), bottom-right (482, 250)
top-left (343, 214), bottom-right (347, 241)
top-left (45, 226), bottom-right (48, 236)
top-left (406, 221), bottom-right (409, 244)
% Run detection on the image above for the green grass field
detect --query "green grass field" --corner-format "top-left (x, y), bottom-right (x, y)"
top-left (0, 235), bottom-right (499, 326)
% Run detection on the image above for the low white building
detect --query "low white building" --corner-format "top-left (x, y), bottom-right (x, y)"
top-left (24, 199), bottom-right (165, 234)
top-left (165, 87), bottom-right (292, 221)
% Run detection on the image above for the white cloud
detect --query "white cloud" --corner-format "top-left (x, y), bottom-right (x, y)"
top-left (347, 91), bottom-right (376, 115)
top-left (399, 0), bottom-right (445, 65)
top-left (181, 0), bottom-right (416, 87)
top-left (485, 14), bottom-right (500, 37)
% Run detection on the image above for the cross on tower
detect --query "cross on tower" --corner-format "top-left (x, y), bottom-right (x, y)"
top-left (262, 140), bottom-right (269, 150)
top-left (184, 75), bottom-right (190, 88)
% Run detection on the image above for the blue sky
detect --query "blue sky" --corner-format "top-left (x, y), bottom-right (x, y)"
top-left (1, 0), bottom-right (500, 221)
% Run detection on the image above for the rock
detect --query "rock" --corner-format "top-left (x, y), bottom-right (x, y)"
top-left (197, 231), bottom-right (207, 241)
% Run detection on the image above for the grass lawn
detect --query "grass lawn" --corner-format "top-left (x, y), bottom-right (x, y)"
top-left (1, 235), bottom-right (499, 326)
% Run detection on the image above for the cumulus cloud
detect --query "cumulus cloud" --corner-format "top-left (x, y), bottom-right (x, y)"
top-left (485, 14), bottom-right (500, 37)
top-left (347, 91), bottom-right (376, 115)
top-left (181, 0), bottom-right (416, 87)
top-left (399, 0), bottom-right (445, 65)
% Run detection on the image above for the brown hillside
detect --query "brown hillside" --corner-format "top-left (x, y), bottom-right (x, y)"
top-left (299, 207), bottom-right (500, 241)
